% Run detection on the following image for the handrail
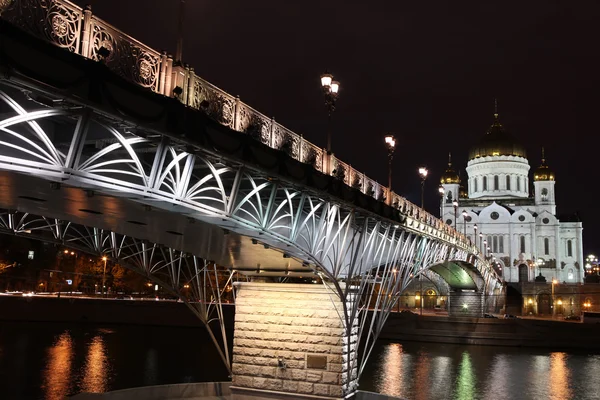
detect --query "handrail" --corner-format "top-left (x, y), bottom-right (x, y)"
top-left (0, 0), bottom-right (479, 254)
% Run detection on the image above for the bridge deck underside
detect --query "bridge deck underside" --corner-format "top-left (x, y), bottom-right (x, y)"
top-left (0, 171), bottom-right (311, 276)
top-left (429, 262), bottom-right (479, 291)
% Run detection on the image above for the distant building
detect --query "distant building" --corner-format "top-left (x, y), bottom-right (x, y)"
top-left (440, 111), bottom-right (584, 284)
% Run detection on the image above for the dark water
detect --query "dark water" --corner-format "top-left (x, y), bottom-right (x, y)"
top-left (1, 322), bottom-right (600, 400)
top-left (0, 322), bottom-right (229, 400)
top-left (360, 341), bottom-right (600, 400)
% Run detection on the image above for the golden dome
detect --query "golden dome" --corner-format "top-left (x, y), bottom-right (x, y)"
top-left (534, 148), bottom-right (555, 181)
top-left (440, 153), bottom-right (460, 184)
top-left (468, 112), bottom-right (527, 160)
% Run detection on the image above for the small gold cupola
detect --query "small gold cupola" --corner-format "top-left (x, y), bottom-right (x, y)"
top-left (440, 152), bottom-right (460, 184)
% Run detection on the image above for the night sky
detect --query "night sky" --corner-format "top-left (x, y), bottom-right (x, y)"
top-left (73, 0), bottom-right (600, 253)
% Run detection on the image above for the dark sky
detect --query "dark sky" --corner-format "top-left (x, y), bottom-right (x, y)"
top-left (73, 0), bottom-right (600, 254)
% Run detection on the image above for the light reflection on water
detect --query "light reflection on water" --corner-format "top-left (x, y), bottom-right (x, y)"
top-left (360, 341), bottom-right (600, 400)
top-left (81, 335), bottom-right (110, 393)
top-left (43, 333), bottom-right (74, 400)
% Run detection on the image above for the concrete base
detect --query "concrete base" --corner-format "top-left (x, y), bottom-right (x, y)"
top-left (231, 282), bottom-right (358, 399)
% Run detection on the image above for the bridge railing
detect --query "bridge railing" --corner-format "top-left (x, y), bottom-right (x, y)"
top-left (0, 0), bottom-right (478, 254)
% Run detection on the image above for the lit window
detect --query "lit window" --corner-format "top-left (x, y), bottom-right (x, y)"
top-left (568, 269), bottom-right (574, 280)
top-left (28, 250), bottom-right (34, 260)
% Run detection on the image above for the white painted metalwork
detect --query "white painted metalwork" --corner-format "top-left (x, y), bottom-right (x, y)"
top-left (0, 208), bottom-right (238, 375)
top-left (0, 82), bottom-right (502, 386)
top-left (1, 0), bottom-right (476, 241)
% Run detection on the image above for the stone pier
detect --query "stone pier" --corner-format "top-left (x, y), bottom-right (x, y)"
top-left (231, 282), bottom-right (358, 400)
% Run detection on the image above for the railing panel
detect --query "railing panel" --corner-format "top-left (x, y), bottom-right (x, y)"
top-left (191, 75), bottom-right (236, 129)
top-left (301, 140), bottom-right (323, 172)
top-left (89, 16), bottom-right (162, 92)
top-left (237, 103), bottom-right (272, 146)
top-left (1, 0), bottom-right (83, 53)
top-left (271, 122), bottom-right (301, 161)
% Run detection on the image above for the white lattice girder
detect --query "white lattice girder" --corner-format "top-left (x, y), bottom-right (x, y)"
top-left (0, 84), bottom-right (501, 290)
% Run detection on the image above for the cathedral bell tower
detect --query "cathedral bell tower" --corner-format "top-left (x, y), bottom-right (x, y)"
top-left (533, 148), bottom-right (556, 215)
top-left (440, 153), bottom-right (460, 217)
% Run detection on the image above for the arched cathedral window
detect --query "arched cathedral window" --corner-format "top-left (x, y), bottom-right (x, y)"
top-left (520, 235), bottom-right (526, 254)
top-left (517, 177), bottom-right (521, 192)
top-left (446, 191), bottom-right (452, 204)
top-left (567, 240), bottom-right (573, 257)
top-left (474, 179), bottom-right (478, 192)
top-left (494, 175), bottom-right (499, 190)
top-left (483, 177), bottom-right (487, 191)
top-left (544, 238), bottom-right (549, 255)
top-left (506, 176), bottom-right (511, 190)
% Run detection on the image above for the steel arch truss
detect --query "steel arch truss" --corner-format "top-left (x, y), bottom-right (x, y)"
top-left (0, 209), bottom-right (237, 375)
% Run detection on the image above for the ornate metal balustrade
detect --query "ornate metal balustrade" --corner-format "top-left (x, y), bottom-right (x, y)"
top-left (0, 0), bottom-right (471, 249)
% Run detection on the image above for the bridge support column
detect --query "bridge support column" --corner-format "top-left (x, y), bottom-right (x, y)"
top-left (231, 282), bottom-right (358, 400)
top-left (447, 290), bottom-right (484, 317)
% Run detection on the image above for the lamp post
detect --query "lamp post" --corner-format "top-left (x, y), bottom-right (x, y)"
top-left (552, 278), bottom-right (558, 317)
top-left (461, 210), bottom-right (468, 236)
top-left (474, 224), bottom-right (478, 248)
top-left (479, 233), bottom-right (483, 254)
top-left (101, 256), bottom-right (107, 297)
top-left (384, 135), bottom-right (396, 198)
top-left (418, 167), bottom-right (428, 209)
top-left (452, 200), bottom-right (458, 228)
top-left (438, 186), bottom-right (445, 217)
top-left (320, 72), bottom-right (340, 154)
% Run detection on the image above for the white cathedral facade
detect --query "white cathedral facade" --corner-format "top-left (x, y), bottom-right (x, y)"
top-left (440, 112), bottom-right (584, 284)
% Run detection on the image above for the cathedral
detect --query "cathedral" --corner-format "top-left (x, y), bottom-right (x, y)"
top-left (440, 111), bottom-right (584, 284)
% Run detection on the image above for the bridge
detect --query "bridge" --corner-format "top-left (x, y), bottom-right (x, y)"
top-left (0, 1), bottom-right (502, 399)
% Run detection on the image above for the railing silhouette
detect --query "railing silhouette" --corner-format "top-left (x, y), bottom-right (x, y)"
top-left (0, 0), bottom-right (475, 251)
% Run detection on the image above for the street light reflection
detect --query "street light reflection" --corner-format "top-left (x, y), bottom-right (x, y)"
top-left (379, 343), bottom-right (405, 397)
top-left (81, 335), bottom-right (109, 393)
top-left (549, 352), bottom-right (571, 400)
top-left (455, 351), bottom-right (475, 399)
top-left (43, 332), bottom-right (73, 400)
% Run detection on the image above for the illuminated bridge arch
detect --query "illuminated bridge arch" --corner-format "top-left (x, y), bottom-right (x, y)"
top-left (0, 23), bottom-right (503, 385)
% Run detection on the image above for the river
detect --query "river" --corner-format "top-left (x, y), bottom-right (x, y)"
top-left (1, 322), bottom-right (599, 400)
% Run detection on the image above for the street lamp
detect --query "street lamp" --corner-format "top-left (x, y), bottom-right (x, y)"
top-left (479, 233), bottom-right (483, 254)
top-left (418, 167), bottom-right (428, 209)
top-left (320, 71), bottom-right (340, 154)
top-left (552, 278), bottom-right (558, 317)
top-left (101, 256), bottom-right (107, 297)
top-left (385, 135), bottom-right (396, 196)
top-left (438, 186), bottom-right (445, 217)
top-left (473, 224), bottom-right (478, 248)
top-left (461, 210), bottom-right (468, 236)
top-left (452, 200), bottom-right (458, 228)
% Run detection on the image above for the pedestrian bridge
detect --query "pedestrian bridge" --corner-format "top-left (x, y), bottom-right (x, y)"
top-left (0, 2), bottom-right (502, 398)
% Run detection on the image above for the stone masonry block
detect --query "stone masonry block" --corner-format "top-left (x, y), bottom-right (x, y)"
top-left (298, 382), bottom-right (314, 394)
top-left (322, 371), bottom-right (340, 385)
top-left (283, 380), bottom-right (299, 392)
top-left (313, 384), bottom-right (330, 396)
top-left (306, 370), bottom-right (323, 382)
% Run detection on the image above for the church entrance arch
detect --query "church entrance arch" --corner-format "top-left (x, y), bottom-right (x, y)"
top-left (518, 264), bottom-right (528, 283)
top-left (538, 292), bottom-right (551, 315)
